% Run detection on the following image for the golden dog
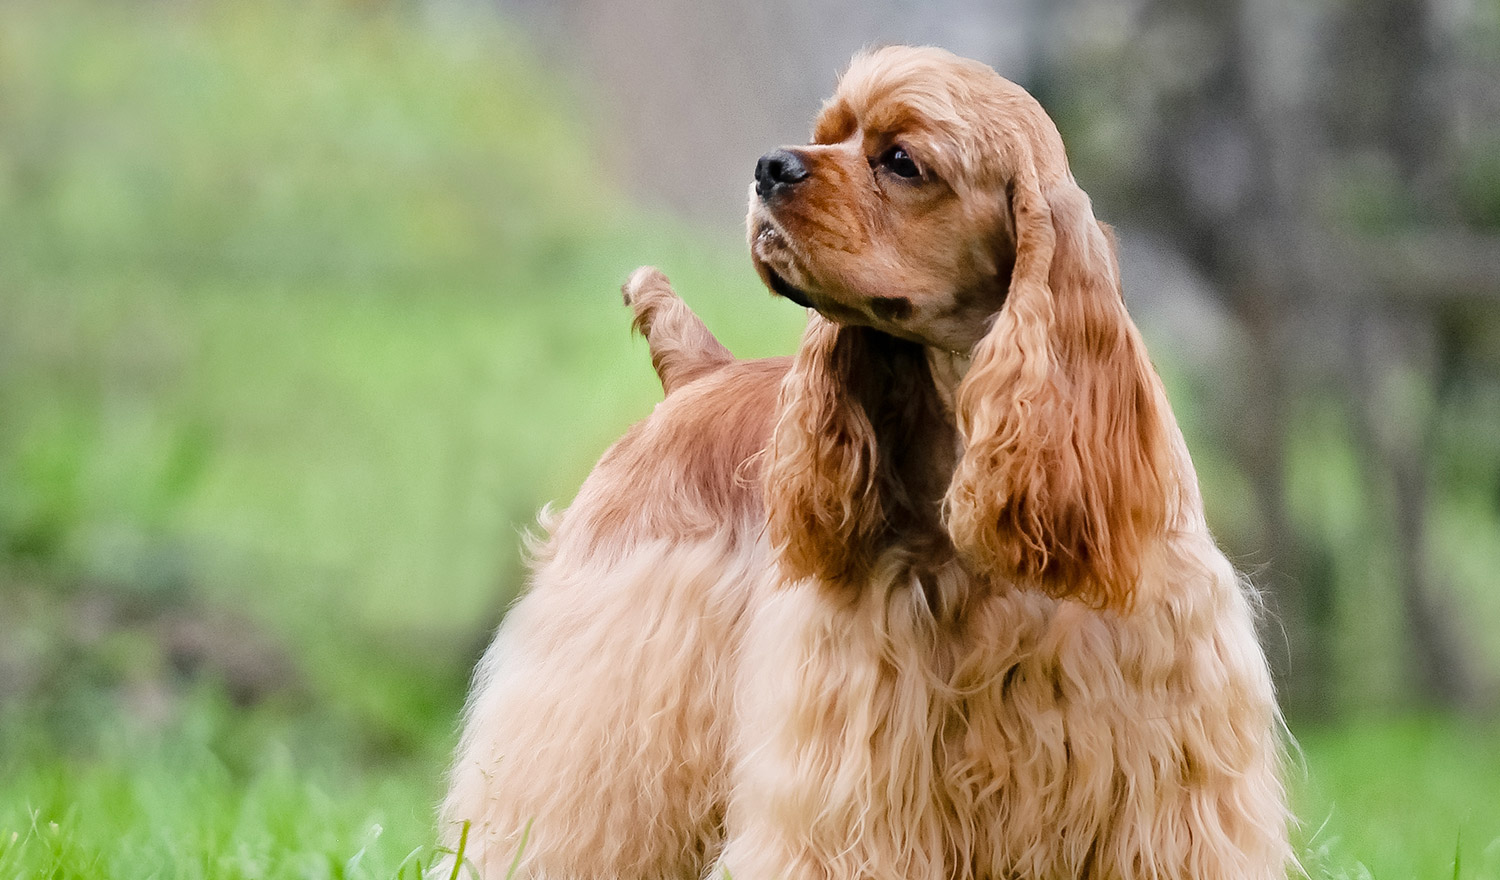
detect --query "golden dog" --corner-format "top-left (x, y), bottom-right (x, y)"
top-left (441, 45), bottom-right (1292, 880)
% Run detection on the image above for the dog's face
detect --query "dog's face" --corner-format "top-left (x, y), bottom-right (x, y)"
top-left (748, 46), bottom-right (1065, 351)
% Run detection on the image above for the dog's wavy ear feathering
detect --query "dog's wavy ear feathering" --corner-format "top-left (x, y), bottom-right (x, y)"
top-left (763, 318), bottom-right (882, 584)
top-left (944, 156), bottom-right (1183, 609)
top-left (765, 318), bottom-right (942, 586)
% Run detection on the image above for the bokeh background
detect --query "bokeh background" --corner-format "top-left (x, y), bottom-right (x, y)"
top-left (2, 0), bottom-right (1499, 876)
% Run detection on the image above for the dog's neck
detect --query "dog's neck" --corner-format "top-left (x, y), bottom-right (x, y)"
top-left (925, 347), bottom-right (972, 422)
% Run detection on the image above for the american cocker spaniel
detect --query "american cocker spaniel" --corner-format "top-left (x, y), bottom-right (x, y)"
top-left (441, 46), bottom-right (1292, 880)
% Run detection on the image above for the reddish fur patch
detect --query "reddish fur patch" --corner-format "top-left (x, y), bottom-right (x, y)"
top-left (571, 358), bottom-right (789, 548)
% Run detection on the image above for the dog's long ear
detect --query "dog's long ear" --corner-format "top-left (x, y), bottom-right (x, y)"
top-left (766, 316), bottom-right (937, 586)
top-left (944, 169), bottom-right (1178, 608)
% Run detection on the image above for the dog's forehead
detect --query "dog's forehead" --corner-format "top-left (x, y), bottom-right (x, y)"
top-left (813, 74), bottom-right (979, 168)
top-left (813, 46), bottom-right (1056, 183)
top-left (824, 51), bottom-right (979, 132)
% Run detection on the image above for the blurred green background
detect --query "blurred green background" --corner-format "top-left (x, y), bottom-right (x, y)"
top-left (1, 0), bottom-right (1498, 877)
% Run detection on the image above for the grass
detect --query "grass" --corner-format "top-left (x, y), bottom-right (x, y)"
top-left (2, 701), bottom-right (1499, 878)
top-left (0, 0), bottom-right (1498, 877)
top-left (1296, 719), bottom-right (1500, 879)
top-left (0, 695), bottom-right (447, 879)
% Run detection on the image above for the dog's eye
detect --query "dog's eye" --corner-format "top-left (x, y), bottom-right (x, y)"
top-left (879, 146), bottom-right (922, 179)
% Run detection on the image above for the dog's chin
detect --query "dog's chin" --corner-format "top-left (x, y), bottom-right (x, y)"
top-left (762, 265), bottom-right (815, 309)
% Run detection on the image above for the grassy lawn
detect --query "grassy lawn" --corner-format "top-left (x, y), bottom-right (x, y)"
top-left (1, 1), bottom-right (1497, 878)
top-left (1296, 719), bottom-right (1500, 879)
top-left (0, 696), bottom-right (447, 879)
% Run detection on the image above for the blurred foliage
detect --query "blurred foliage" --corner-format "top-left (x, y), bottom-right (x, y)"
top-left (0, 0), bottom-right (804, 748)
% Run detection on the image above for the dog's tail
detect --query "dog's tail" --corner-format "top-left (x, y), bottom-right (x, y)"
top-left (622, 267), bottom-right (734, 395)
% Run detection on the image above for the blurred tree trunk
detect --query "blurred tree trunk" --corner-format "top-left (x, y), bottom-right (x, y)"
top-left (1328, 0), bottom-right (1481, 708)
top-left (1235, 305), bottom-right (1336, 716)
top-left (1347, 311), bottom-right (1478, 706)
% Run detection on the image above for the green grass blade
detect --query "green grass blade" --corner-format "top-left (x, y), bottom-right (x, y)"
top-left (503, 818), bottom-right (533, 880)
top-left (446, 820), bottom-right (471, 880)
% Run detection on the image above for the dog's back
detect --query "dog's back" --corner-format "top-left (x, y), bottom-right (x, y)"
top-left (439, 281), bottom-right (782, 879)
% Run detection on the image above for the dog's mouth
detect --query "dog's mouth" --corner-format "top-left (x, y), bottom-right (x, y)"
top-left (751, 221), bottom-right (816, 309)
top-left (765, 266), bottom-right (814, 308)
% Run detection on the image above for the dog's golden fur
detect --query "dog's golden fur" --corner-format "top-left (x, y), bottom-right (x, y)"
top-left (441, 46), bottom-right (1292, 879)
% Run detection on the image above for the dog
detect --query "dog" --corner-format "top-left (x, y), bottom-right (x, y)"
top-left (440, 45), bottom-right (1292, 880)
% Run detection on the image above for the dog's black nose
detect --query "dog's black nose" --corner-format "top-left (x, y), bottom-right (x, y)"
top-left (755, 149), bottom-right (809, 201)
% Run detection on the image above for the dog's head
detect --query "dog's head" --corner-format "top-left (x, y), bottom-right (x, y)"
top-left (758, 47), bottom-right (1182, 608)
top-left (748, 45), bottom-right (1072, 351)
